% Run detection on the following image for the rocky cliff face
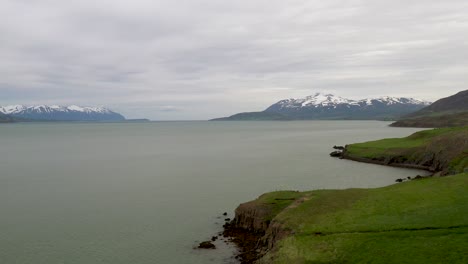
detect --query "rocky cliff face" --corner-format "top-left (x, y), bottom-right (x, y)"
top-left (224, 193), bottom-right (303, 263)
top-left (232, 201), bottom-right (272, 233)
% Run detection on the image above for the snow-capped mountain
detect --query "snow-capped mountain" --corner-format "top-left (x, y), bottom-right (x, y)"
top-left (268, 93), bottom-right (430, 110)
top-left (0, 105), bottom-right (125, 121)
top-left (212, 93), bottom-right (431, 121)
top-left (264, 93), bottom-right (431, 120)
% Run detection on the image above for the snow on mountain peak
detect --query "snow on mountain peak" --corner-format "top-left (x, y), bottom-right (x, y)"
top-left (0, 105), bottom-right (26, 114)
top-left (300, 93), bottom-right (354, 107)
top-left (0, 104), bottom-right (113, 115)
top-left (67, 105), bottom-right (85, 112)
top-left (360, 96), bottom-right (432, 106)
top-left (272, 93), bottom-right (430, 110)
top-left (277, 93), bottom-right (359, 108)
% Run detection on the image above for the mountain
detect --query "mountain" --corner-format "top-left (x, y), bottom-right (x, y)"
top-left (212, 93), bottom-right (430, 121)
top-left (391, 90), bottom-right (468, 127)
top-left (0, 105), bottom-right (126, 121)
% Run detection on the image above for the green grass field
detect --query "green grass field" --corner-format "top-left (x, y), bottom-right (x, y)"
top-left (344, 127), bottom-right (468, 174)
top-left (255, 173), bottom-right (468, 263)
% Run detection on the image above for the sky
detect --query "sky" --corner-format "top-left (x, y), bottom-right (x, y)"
top-left (1, 0), bottom-right (468, 120)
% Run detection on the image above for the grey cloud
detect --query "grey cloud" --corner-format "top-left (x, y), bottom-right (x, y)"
top-left (1, 0), bottom-right (467, 120)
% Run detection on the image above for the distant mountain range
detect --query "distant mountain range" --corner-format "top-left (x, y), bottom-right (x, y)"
top-left (391, 90), bottom-right (468, 127)
top-left (0, 105), bottom-right (125, 121)
top-left (212, 93), bottom-right (431, 121)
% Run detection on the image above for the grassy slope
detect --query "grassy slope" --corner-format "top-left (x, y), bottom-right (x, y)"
top-left (391, 90), bottom-right (468, 127)
top-left (256, 173), bottom-right (468, 264)
top-left (345, 127), bottom-right (468, 174)
top-left (391, 111), bottom-right (468, 128)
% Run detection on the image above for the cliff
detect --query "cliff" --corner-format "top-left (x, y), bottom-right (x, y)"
top-left (223, 192), bottom-right (304, 263)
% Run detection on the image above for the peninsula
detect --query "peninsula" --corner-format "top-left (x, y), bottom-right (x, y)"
top-left (224, 127), bottom-right (468, 263)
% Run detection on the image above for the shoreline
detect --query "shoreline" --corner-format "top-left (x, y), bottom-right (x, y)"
top-left (340, 152), bottom-right (436, 173)
top-left (221, 163), bottom-right (437, 263)
top-left (221, 127), bottom-right (468, 263)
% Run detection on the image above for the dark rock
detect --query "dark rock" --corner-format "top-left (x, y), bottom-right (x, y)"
top-left (414, 175), bottom-right (424, 180)
top-left (395, 178), bottom-right (403, 182)
top-left (223, 212), bottom-right (228, 216)
top-left (330, 151), bottom-right (343, 157)
top-left (407, 176), bottom-right (411, 179)
top-left (333, 145), bottom-right (345, 150)
top-left (211, 236), bottom-right (218, 241)
top-left (198, 241), bottom-right (216, 249)
top-left (225, 218), bottom-right (231, 221)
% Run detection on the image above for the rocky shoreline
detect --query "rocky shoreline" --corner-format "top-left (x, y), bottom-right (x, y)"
top-left (215, 146), bottom-right (451, 263)
top-left (203, 128), bottom-right (468, 263)
top-left (220, 195), bottom-right (295, 263)
top-left (330, 145), bottom-right (436, 172)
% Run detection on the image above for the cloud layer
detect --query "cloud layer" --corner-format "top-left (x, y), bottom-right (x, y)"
top-left (1, 0), bottom-right (468, 119)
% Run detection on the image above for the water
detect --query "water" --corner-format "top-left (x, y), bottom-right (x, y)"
top-left (0, 121), bottom-right (427, 264)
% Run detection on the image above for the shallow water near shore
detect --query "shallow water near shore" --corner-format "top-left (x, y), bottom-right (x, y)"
top-left (0, 121), bottom-right (429, 263)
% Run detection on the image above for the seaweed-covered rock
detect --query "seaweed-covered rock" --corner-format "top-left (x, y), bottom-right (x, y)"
top-left (198, 241), bottom-right (216, 249)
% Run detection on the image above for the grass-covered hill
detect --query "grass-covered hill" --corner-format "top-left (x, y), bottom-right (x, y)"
top-left (392, 90), bottom-right (468, 127)
top-left (248, 173), bottom-right (468, 264)
top-left (344, 127), bottom-right (468, 175)
top-left (227, 127), bottom-right (468, 263)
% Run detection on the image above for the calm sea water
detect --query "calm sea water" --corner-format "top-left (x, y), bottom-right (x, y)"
top-left (0, 121), bottom-right (427, 264)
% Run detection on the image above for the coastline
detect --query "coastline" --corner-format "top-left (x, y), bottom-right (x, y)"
top-left (340, 154), bottom-right (434, 172)
top-left (222, 127), bottom-right (468, 263)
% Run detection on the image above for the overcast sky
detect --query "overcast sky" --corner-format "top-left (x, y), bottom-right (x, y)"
top-left (1, 0), bottom-right (467, 120)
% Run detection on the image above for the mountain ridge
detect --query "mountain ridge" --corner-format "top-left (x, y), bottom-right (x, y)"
top-left (391, 89), bottom-right (468, 127)
top-left (213, 93), bottom-right (430, 121)
top-left (0, 104), bottom-right (126, 121)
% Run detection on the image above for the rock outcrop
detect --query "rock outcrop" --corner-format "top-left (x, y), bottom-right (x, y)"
top-left (223, 194), bottom-right (303, 263)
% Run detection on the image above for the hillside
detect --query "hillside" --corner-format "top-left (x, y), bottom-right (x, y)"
top-left (343, 127), bottom-right (468, 175)
top-left (211, 112), bottom-right (292, 121)
top-left (391, 90), bottom-right (468, 127)
top-left (213, 93), bottom-right (429, 121)
top-left (224, 127), bottom-right (468, 263)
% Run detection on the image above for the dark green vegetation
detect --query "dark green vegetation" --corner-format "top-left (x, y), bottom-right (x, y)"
top-left (211, 111), bottom-right (292, 121)
top-left (344, 127), bottom-right (468, 175)
top-left (237, 173), bottom-right (468, 264)
top-left (392, 89), bottom-right (468, 127)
